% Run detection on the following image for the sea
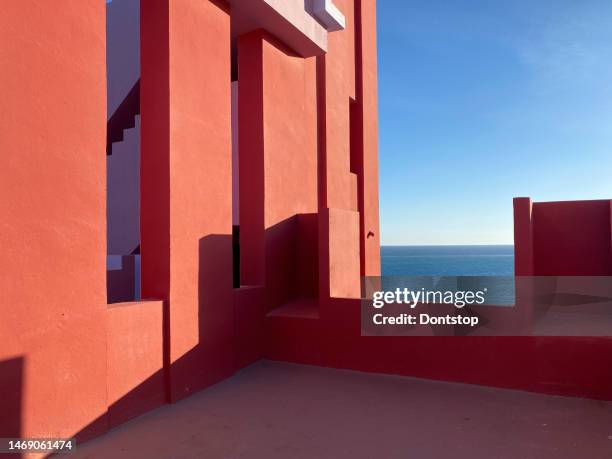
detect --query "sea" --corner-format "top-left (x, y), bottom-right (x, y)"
top-left (380, 245), bottom-right (515, 305)
top-left (381, 245), bottom-right (514, 276)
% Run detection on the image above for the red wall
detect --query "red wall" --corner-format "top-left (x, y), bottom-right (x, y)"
top-left (356, 0), bottom-right (381, 276)
top-left (0, 0), bottom-right (108, 440)
top-left (107, 301), bottom-right (165, 428)
top-left (266, 300), bottom-right (612, 401)
top-left (533, 200), bottom-right (612, 276)
top-left (514, 197), bottom-right (612, 276)
top-left (141, 0), bottom-right (235, 402)
top-left (265, 197), bottom-right (612, 401)
top-left (233, 287), bottom-right (266, 369)
top-left (317, 0), bottom-right (363, 299)
top-left (238, 31), bottom-right (319, 310)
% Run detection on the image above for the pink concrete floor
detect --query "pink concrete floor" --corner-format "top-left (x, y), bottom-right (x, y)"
top-left (72, 361), bottom-right (612, 459)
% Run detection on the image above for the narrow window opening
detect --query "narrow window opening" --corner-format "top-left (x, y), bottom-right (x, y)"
top-left (106, 0), bottom-right (141, 303)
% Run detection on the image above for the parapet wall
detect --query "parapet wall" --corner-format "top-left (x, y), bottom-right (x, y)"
top-left (514, 197), bottom-right (612, 276)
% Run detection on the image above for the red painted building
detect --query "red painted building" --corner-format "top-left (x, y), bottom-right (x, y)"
top-left (1, 0), bottom-right (611, 446)
top-left (0, 0), bottom-right (379, 441)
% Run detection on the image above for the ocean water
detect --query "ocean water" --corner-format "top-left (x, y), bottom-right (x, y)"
top-left (381, 245), bottom-right (514, 276)
top-left (380, 245), bottom-right (515, 304)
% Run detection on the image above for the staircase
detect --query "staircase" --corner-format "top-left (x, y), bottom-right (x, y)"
top-left (107, 82), bottom-right (141, 303)
top-left (107, 79), bottom-right (140, 155)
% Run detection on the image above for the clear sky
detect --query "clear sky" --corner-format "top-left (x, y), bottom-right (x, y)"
top-left (377, 0), bottom-right (612, 245)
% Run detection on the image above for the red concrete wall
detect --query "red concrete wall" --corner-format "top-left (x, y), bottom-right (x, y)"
top-left (266, 301), bottom-right (612, 401)
top-left (320, 0), bottom-right (356, 212)
top-left (513, 197), bottom-right (535, 276)
top-left (107, 301), bottom-right (165, 428)
top-left (514, 198), bottom-right (612, 276)
top-left (236, 31), bottom-right (265, 287)
top-left (354, 0), bottom-right (381, 276)
top-left (233, 287), bottom-right (266, 369)
top-left (321, 208), bottom-right (361, 298)
top-left (141, 0), bottom-right (234, 402)
top-left (267, 196), bottom-right (612, 401)
top-left (296, 213), bottom-right (320, 298)
top-left (317, 0), bottom-right (365, 299)
top-left (238, 31), bottom-right (319, 309)
top-left (0, 1), bottom-right (108, 440)
top-left (532, 200), bottom-right (612, 276)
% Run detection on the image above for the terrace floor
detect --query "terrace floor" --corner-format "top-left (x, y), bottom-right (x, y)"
top-left (73, 360), bottom-right (612, 459)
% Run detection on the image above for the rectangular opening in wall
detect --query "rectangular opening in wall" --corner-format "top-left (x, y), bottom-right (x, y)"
top-left (106, 0), bottom-right (141, 303)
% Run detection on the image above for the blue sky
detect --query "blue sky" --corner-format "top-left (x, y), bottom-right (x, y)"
top-left (377, 0), bottom-right (612, 245)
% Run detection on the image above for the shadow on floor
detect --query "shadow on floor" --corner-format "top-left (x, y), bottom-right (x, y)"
top-left (71, 360), bottom-right (612, 459)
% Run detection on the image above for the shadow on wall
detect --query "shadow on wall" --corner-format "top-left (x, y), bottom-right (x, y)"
top-left (0, 236), bottom-right (235, 442)
top-left (62, 234), bottom-right (236, 441)
top-left (166, 234), bottom-right (236, 398)
top-left (66, 211), bottom-right (317, 441)
top-left (0, 357), bottom-right (23, 458)
top-left (260, 213), bottom-right (319, 310)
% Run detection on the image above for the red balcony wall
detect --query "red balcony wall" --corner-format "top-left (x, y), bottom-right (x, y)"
top-left (0, 0), bottom-right (108, 440)
top-left (267, 196), bottom-right (612, 400)
top-left (532, 200), bottom-right (612, 276)
top-left (266, 299), bottom-right (612, 401)
top-left (515, 198), bottom-right (612, 276)
top-left (107, 301), bottom-right (165, 428)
